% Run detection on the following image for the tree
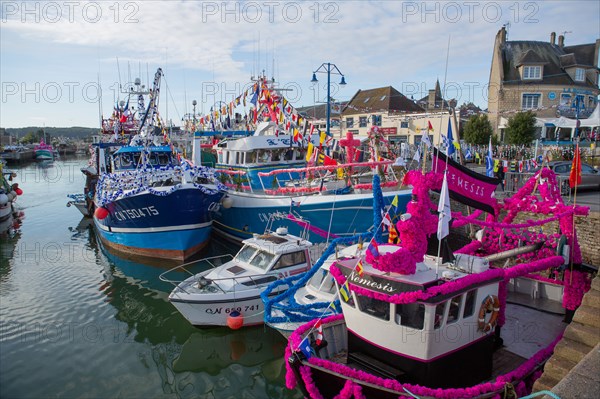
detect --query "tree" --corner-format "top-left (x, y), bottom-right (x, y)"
top-left (462, 114), bottom-right (494, 145)
top-left (505, 111), bottom-right (537, 145)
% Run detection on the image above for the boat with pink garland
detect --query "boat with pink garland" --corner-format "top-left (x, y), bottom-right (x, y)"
top-left (285, 155), bottom-right (592, 399)
top-left (34, 139), bottom-right (54, 160)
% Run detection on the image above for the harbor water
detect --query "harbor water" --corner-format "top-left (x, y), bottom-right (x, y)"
top-left (0, 156), bottom-right (301, 398)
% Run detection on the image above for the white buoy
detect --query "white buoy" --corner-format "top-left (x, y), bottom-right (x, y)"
top-left (221, 196), bottom-right (233, 209)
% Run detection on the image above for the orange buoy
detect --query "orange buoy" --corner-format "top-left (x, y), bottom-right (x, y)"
top-left (94, 207), bottom-right (109, 220)
top-left (227, 311), bottom-right (244, 330)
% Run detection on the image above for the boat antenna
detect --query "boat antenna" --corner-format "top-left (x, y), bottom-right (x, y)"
top-left (434, 35), bottom-right (451, 173)
top-left (97, 73), bottom-right (103, 129)
top-left (116, 57), bottom-right (123, 93)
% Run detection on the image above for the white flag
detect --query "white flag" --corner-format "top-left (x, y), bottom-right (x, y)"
top-left (412, 146), bottom-right (421, 163)
top-left (421, 134), bottom-right (431, 148)
top-left (437, 172), bottom-right (451, 240)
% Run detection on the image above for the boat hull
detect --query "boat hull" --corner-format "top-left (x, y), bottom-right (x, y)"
top-left (214, 189), bottom-right (411, 243)
top-left (170, 291), bottom-right (277, 327)
top-left (35, 149), bottom-right (53, 160)
top-left (94, 187), bottom-right (223, 260)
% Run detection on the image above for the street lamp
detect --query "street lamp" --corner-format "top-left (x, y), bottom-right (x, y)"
top-left (311, 63), bottom-right (346, 137)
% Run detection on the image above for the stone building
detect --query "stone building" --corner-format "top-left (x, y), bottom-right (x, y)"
top-left (488, 27), bottom-right (600, 141)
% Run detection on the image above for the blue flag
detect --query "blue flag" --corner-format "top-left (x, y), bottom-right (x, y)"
top-left (447, 119), bottom-right (455, 155)
top-left (367, 241), bottom-right (379, 258)
top-left (485, 136), bottom-right (494, 177)
top-left (299, 336), bottom-right (313, 359)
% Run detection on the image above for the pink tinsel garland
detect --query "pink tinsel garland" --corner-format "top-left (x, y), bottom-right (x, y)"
top-left (289, 322), bottom-right (562, 399)
top-left (330, 256), bottom-right (565, 306)
top-left (563, 269), bottom-right (592, 310)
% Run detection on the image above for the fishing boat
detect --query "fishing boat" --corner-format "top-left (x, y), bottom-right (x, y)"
top-left (34, 139), bottom-right (54, 160)
top-left (213, 126), bottom-right (412, 244)
top-left (160, 219), bottom-right (317, 328)
top-left (285, 156), bottom-right (592, 398)
top-left (92, 68), bottom-right (226, 261)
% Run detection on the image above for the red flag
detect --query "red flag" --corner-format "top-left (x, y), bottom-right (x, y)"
top-left (569, 143), bottom-right (582, 188)
top-left (427, 121), bottom-right (433, 131)
top-left (323, 155), bottom-right (337, 166)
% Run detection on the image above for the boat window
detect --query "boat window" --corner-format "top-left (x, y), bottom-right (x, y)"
top-left (119, 154), bottom-right (133, 168)
top-left (246, 152), bottom-right (257, 164)
top-left (357, 295), bottom-right (390, 321)
top-left (235, 152), bottom-right (240, 165)
top-left (434, 302), bottom-right (447, 329)
top-left (235, 245), bottom-right (257, 263)
top-left (284, 149), bottom-right (294, 161)
top-left (157, 153), bottom-right (170, 165)
top-left (258, 150), bottom-right (271, 163)
top-left (273, 251), bottom-right (306, 270)
top-left (463, 290), bottom-right (476, 318)
top-left (249, 250), bottom-right (275, 270)
top-left (132, 154), bottom-right (141, 167)
top-left (447, 295), bottom-right (462, 324)
top-left (308, 269), bottom-right (328, 289)
top-left (395, 302), bottom-right (425, 330)
top-left (218, 152), bottom-right (224, 163)
top-left (225, 152), bottom-right (229, 165)
top-left (149, 154), bottom-right (159, 165)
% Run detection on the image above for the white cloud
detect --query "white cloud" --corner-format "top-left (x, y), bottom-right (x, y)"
top-left (1, 0), bottom-right (598, 127)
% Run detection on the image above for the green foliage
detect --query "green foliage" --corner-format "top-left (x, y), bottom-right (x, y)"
top-left (462, 114), bottom-right (494, 145)
top-left (505, 111), bottom-right (537, 145)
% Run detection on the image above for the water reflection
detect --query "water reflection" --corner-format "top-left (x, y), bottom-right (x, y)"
top-left (93, 229), bottom-right (300, 398)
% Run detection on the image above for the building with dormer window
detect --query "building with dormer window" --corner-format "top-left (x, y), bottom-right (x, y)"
top-left (340, 86), bottom-right (424, 139)
top-left (488, 27), bottom-right (600, 140)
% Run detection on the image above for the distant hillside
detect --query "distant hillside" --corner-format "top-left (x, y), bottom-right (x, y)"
top-left (2, 126), bottom-right (98, 139)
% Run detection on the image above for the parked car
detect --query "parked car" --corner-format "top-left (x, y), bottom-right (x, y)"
top-left (546, 161), bottom-right (600, 195)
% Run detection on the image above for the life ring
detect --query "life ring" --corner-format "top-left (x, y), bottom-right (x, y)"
top-left (478, 294), bottom-right (500, 333)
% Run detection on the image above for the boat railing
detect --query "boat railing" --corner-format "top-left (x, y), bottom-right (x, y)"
top-left (158, 254), bottom-right (234, 292)
top-left (257, 160), bottom-right (399, 195)
top-left (214, 168), bottom-right (254, 193)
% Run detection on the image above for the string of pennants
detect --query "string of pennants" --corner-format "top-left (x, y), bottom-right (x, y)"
top-left (191, 77), bottom-right (338, 148)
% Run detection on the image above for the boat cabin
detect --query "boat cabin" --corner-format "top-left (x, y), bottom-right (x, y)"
top-left (111, 146), bottom-right (175, 171)
top-left (334, 245), bottom-right (502, 388)
top-left (213, 122), bottom-right (321, 189)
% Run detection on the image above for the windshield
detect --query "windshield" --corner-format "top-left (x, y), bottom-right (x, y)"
top-left (308, 269), bottom-right (336, 294)
top-left (249, 250), bottom-right (275, 270)
top-left (234, 245), bottom-right (257, 263)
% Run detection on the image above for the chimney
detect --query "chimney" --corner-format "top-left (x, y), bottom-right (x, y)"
top-left (558, 35), bottom-right (564, 48)
top-left (550, 32), bottom-right (556, 45)
top-left (499, 27), bottom-right (506, 44)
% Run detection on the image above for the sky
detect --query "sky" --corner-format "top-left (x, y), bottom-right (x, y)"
top-left (1, 0), bottom-right (599, 128)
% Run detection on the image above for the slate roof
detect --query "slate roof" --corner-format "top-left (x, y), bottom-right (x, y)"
top-left (297, 102), bottom-right (347, 120)
top-left (502, 40), bottom-right (598, 87)
top-left (342, 86), bottom-right (423, 116)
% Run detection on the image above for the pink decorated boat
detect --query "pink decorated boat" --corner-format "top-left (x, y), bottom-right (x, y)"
top-left (34, 139), bottom-right (54, 160)
top-left (286, 155), bottom-right (592, 399)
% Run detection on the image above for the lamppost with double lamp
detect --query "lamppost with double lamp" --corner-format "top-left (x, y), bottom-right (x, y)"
top-left (311, 63), bottom-right (346, 137)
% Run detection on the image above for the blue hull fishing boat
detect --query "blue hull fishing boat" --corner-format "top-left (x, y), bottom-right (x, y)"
top-left (94, 179), bottom-right (222, 260)
top-left (92, 68), bottom-right (225, 261)
top-left (213, 122), bottom-right (412, 243)
top-left (214, 189), bottom-right (410, 243)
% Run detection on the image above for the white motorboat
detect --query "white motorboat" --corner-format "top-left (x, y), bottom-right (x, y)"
top-left (161, 225), bottom-right (315, 328)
